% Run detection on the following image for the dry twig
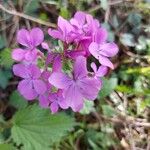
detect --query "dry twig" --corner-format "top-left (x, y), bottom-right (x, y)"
top-left (0, 4), bottom-right (56, 28)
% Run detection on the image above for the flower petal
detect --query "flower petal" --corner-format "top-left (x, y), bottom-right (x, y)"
top-left (49, 72), bottom-right (72, 89)
top-left (39, 94), bottom-right (49, 108)
top-left (18, 79), bottom-right (37, 100)
top-left (12, 48), bottom-right (25, 61)
top-left (89, 42), bottom-right (99, 59)
top-left (99, 43), bottom-right (119, 57)
top-left (74, 11), bottom-right (86, 25)
top-left (52, 55), bottom-right (62, 72)
top-left (33, 80), bottom-right (47, 95)
top-left (64, 84), bottom-right (83, 112)
top-left (17, 29), bottom-right (30, 47)
top-left (98, 55), bottom-right (114, 69)
top-left (96, 66), bottom-right (108, 77)
top-left (27, 64), bottom-right (41, 79)
top-left (24, 49), bottom-right (37, 62)
top-left (57, 90), bottom-right (69, 109)
top-left (79, 78), bottom-right (102, 100)
top-left (48, 29), bottom-right (63, 40)
top-left (94, 27), bottom-right (108, 44)
top-left (50, 102), bottom-right (59, 113)
top-left (73, 56), bottom-right (87, 79)
top-left (90, 62), bottom-right (97, 73)
top-left (13, 64), bottom-right (29, 78)
top-left (30, 28), bottom-right (44, 47)
top-left (65, 50), bottom-right (86, 59)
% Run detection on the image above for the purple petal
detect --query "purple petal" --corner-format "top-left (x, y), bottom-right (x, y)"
top-left (73, 56), bottom-right (87, 79)
top-left (13, 64), bottom-right (29, 78)
top-left (89, 42), bottom-right (99, 59)
top-left (39, 94), bottom-right (49, 108)
top-left (90, 62), bottom-right (97, 73)
top-left (64, 85), bottom-right (83, 112)
top-left (48, 28), bottom-right (63, 40)
top-left (94, 28), bottom-right (108, 44)
top-left (18, 79), bottom-right (37, 100)
top-left (30, 28), bottom-right (44, 47)
top-left (70, 18), bottom-right (79, 27)
top-left (17, 29), bottom-right (30, 47)
top-left (27, 64), bottom-right (41, 79)
top-left (49, 72), bottom-right (72, 89)
top-left (49, 93), bottom-right (57, 102)
top-left (52, 55), bottom-right (62, 72)
top-left (58, 98), bottom-right (69, 109)
top-left (57, 90), bottom-right (69, 109)
top-left (12, 48), bottom-right (25, 61)
top-left (96, 66), bottom-right (108, 77)
top-left (41, 71), bottom-right (51, 81)
top-left (58, 16), bottom-right (73, 34)
top-left (50, 102), bottom-right (59, 113)
top-left (41, 42), bottom-right (50, 50)
top-left (74, 11), bottom-right (86, 25)
top-left (24, 49), bottom-right (37, 62)
top-left (33, 80), bottom-right (47, 95)
top-left (65, 50), bottom-right (86, 59)
top-left (79, 78), bottom-right (102, 100)
top-left (99, 43), bottom-right (119, 57)
top-left (98, 55), bottom-right (114, 69)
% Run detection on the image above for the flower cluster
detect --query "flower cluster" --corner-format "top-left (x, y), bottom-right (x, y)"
top-left (12, 11), bottom-right (118, 113)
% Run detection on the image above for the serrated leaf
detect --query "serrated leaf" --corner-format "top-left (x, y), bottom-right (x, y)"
top-left (99, 77), bottom-right (118, 99)
top-left (0, 48), bottom-right (14, 68)
top-left (0, 144), bottom-right (15, 150)
top-left (11, 105), bottom-right (75, 150)
top-left (9, 90), bottom-right (28, 109)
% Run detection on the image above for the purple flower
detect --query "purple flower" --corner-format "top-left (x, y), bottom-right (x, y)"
top-left (49, 56), bottom-right (102, 112)
top-left (13, 64), bottom-right (46, 100)
top-left (70, 11), bottom-right (108, 56)
top-left (89, 42), bottom-right (119, 69)
top-left (48, 16), bottom-right (74, 43)
top-left (49, 90), bottom-right (69, 113)
top-left (91, 62), bottom-right (108, 78)
top-left (12, 28), bottom-right (44, 62)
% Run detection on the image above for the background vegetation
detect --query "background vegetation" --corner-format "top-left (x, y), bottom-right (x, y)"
top-left (0, 0), bottom-right (150, 150)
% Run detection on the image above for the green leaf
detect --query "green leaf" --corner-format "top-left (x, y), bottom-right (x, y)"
top-left (9, 90), bottom-right (28, 109)
top-left (60, 8), bottom-right (70, 19)
top-left (0, 48), bottom-right (14, 68)
top-left (0, 35), bottom-right (6, 49)
top-left (111, 15), bottom-right (119, 29)
top-left (11, 105), bottom-right (75, 150)
top-left (0, 69), bottom-right (12, 89)
top-left (0, 144), bottom-right (15, 150)
top-left (120, 33), bottom-right (135, 47)
top-left (24, 0), bottom-right (40, 15)
top-left (100, 0), bottom-right (108, 10)
top-left (128, 13), bottom-right (142, 26)
top-left (102, 105), bottom-right (116, 117)
top-left (80, 101), bottom-right (95, 115)
top-left (99, 77), bottom-right (118, 99)
top-left (115, 85), bottom-right (133, 93)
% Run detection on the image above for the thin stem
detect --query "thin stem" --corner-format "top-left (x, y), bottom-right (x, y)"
top-left (0, 4), bottom-right (56, 28)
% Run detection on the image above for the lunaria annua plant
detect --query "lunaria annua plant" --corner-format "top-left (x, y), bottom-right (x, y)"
top-left (12, 11), bottom-right (119, 113)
